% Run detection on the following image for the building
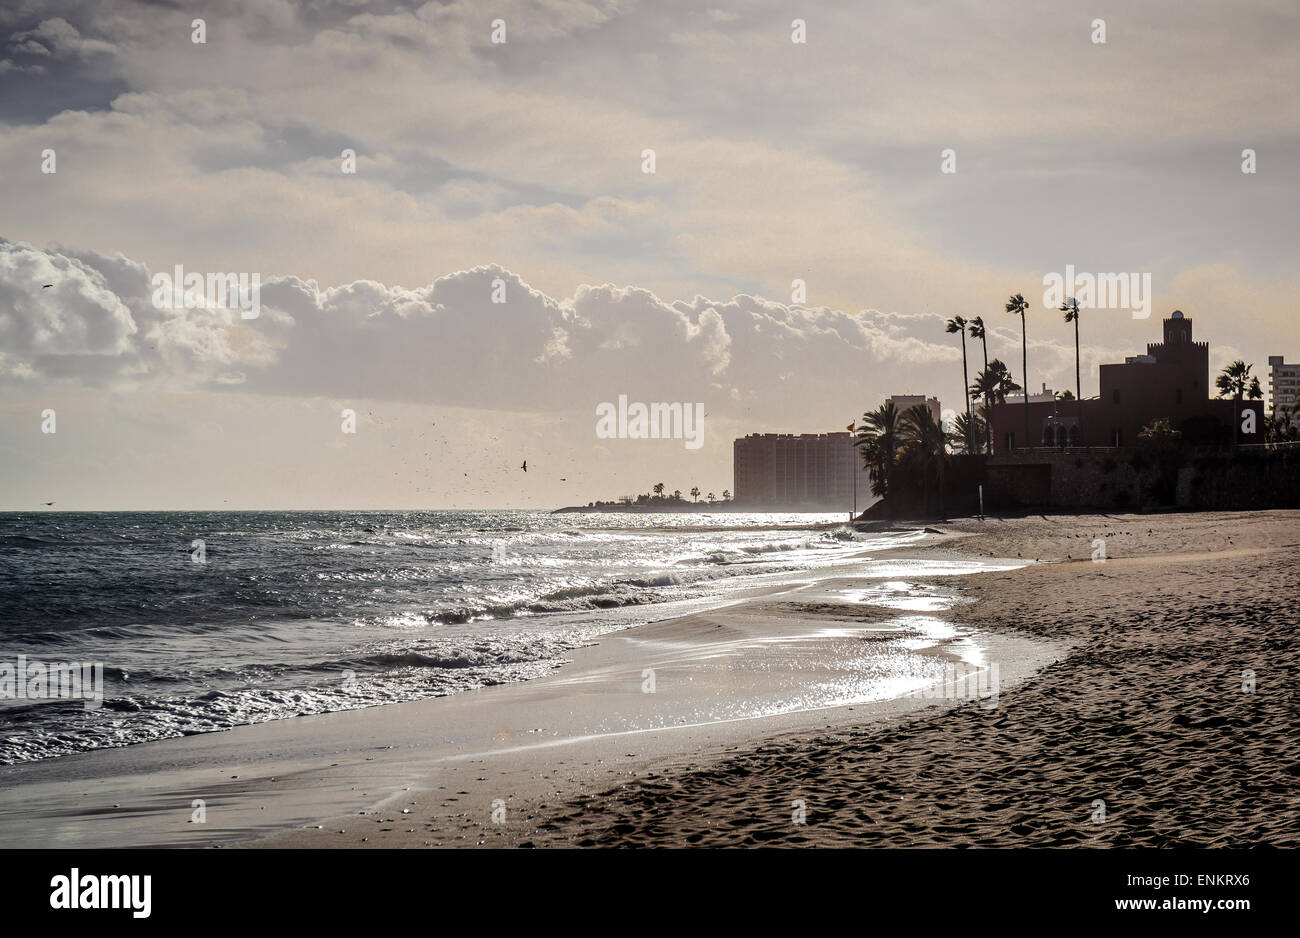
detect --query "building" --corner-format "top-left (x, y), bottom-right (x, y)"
top-left (888, 395), bottom-right (942, 422)
top-left (733, 432), bottom-right (871, 509)
top-left (1268, 356), bottom-right (1300, 425)
top-left (991, 311), bottom-right (1265, 450)
top-left (1005, 383), bottom-right (1057, 405)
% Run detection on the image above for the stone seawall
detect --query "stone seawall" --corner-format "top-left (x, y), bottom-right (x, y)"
top-left (983, 447), bottom-right (1300, 512)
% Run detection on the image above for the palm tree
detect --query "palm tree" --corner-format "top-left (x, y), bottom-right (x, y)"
top-left (1216, 360), bottom-right (1254, 445)
top-left (945, 315), bottom-right (972, 454)
top-left (855, 400), bottom-right (902, 499)
top-left (899, 404), bottom-right (955, 519)
top-left (653, 482), bottom-right (665, 498)
top-left (690, 486), bottom-right (700, 502)
top-left (1005, 293), bottom-right (1031, 447)
top-left (1265, 411), bottom-right (1293, 444)
top-left (952, 411), bottom-right (988, 454)
top-left (1061, 298), bottom-right (1084, 444)
top-left (970, 359), bottom-right (1021, 404)
top-left (968, 316), bottom-right (990, 452)
top-left (722, 489), bottom-right (731, 501)
top-left (707, 492), bottom-right (716, 503)
top-left (969, 359), bottom-right (1021, 453)
top-left (968, 316), bottom-right (988, 372)
top-left (1215, 360), bottom-right (1252, 399)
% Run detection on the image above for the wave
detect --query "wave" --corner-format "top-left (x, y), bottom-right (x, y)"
top-left (0, 510), bottom-right (922, 764)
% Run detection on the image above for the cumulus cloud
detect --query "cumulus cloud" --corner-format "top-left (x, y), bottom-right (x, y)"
top-left (0, 242), bottom-right (986, 421)
top-left (2, 237), bottom-right (1285, 435)
top-left (0, 240), bottom-right (289, 386)
top-left (0, 240), bottom-right (137, 377)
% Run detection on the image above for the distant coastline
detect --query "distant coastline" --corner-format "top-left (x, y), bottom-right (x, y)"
top-left (552, 502), bottom-right (858, 514)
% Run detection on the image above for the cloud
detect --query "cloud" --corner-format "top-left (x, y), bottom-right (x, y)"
top-left (0, 239), bottom-right (136, 367)
top-left (9, 17), bottom-right (115, 58)
top-left (6, 238), bottom-right (1291, 424)
top-left (0, 241), bottom-right (979, 419)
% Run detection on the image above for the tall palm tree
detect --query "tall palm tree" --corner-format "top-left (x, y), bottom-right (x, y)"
top-left (855, 400), bottom-right (902, 500)
top-left (945, 315), bottom-right (972, 454)
top-left (690, 486), bottom-right (700, 502)
top-left (968, 316), bottom-right (988, 372)
top-left (1005, 293), bottom-right (1031, 447)
top-left (1061, 298), bottom-right (1083, 445)
top-left (900, 404), bottom-right (955, 519)
top-left (967, 316), bottom-right (990, 452)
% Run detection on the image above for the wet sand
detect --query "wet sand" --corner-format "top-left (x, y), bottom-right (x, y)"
top-left (502, 510), bottom-right (1300, 847)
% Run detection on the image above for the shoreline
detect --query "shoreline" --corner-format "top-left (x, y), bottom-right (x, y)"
top-left (0, 531), bottom-right (1057, 849)
top-left (2, 509), bottom-right (1293, 848)
top-left (551, 504), bottom-right (865, 514)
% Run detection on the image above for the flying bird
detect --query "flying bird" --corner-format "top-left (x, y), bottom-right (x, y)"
top-left (42, 284), bottom-right (53, 289)
top-left (42, 501), bottom-right (54, 506)
top-left (520, 460), bottom-right (527, 472)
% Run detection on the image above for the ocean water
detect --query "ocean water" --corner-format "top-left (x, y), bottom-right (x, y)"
top-left (0, 510), bottom-right (923, 764)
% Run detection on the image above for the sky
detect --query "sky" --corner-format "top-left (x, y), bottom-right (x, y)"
top-left (1, 0), bottom-right (1298, 509)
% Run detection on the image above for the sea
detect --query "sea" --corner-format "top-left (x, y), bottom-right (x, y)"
top-left (0, 510), bottom-right (926, 764)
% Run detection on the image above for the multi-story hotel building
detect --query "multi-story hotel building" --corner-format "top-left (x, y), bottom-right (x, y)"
top-left (1268, 356), bottom-right (1300, 425)
top-left (732, 432), bottom-right (872, 509)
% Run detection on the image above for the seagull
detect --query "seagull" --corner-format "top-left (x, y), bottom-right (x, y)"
top-left (42, 501), bottom-right (54, 506)
top-left (520, 460), bottom-right (527, 472)
top-left (41, 284), bottom-right (53, 289)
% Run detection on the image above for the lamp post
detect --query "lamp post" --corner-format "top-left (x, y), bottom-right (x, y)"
top-left (846, 422), bottom-right (858, 524)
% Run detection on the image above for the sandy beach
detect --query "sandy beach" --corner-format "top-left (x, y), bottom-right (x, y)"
top-left (0, 509), bottom-right (1294, 850)
top-left (501, 509), bottom-right (1300, 848)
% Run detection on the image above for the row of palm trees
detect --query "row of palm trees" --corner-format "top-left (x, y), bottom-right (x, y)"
top-left (649, 483), bottom-right (731, 503)
top-left (945, 298), bottom-right (1276, 453)
top-left (857, 298), bottom-right (1289, 515)
top-left (945, 294), bottom-right (1089, 455)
